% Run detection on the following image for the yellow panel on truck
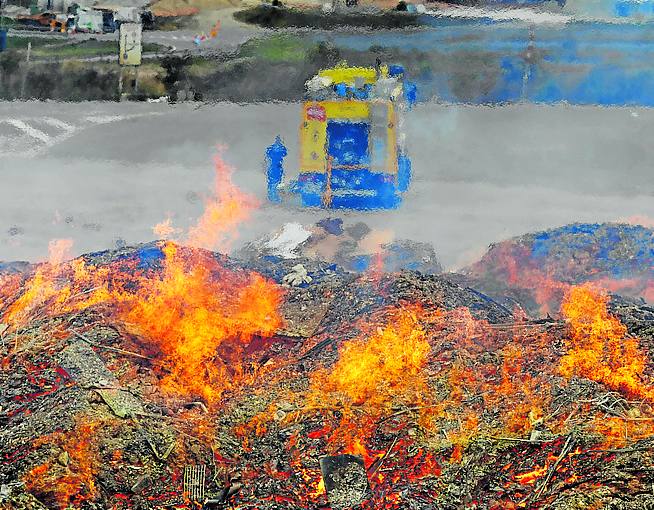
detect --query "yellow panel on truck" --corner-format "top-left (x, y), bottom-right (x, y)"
top-left (299, 101), bottom-right (372, 172)
top-left (317, 66), bottom-right (378, 86)
top-left (300, 103), bottom-right (327, 172)
top-left (321, 101), bottom-right (370, 120)
top-left (299, 119), bottom-right (327, 172)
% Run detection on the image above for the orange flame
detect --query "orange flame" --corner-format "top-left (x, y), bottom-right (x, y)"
top-left (2, 153), bottom-right (283, 407)
top-left (23, 417), bottom-right (103, 509)
top-left (48, 238), bottom-right (74, 265)
top-left (515, 463), bottom-right (548, 485)
top-left (314, 307), bottom-right (430, 408)
top-left (112, 153), bottom-right (281, 404)
top-left (308, 306), bottom-right (432, 459)
top-left (559, 285), bottom-right (653, 401)
top-left (114, 241), bottom-right (283, 405)
top-left (1, 239), bottom-right (110, 329)
top-left (153, 217), bottom-right (181, 239)
top-left (186, 153), bottom-right (258, 253)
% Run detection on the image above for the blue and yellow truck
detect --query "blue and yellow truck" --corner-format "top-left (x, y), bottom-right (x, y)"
top-left (266, 63), bottom-right (416, 210)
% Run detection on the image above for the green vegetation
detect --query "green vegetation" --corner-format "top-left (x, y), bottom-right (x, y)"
top-left (239, 34), bottom-right (310, 63)
top-left (32, 39), bottom-right (118, 58)
top-left (136, 62), bottom-right (166, 96)
top-left (0, 59), bottom-right (121, 100)
top-left (0, 16), bottom-right (17, 29)
top-left (187, 57), bottom-right (218, 78)
top-left (143, 42), bottom-right (166, 53)
top-left (5, 36), bottom-right (168, 59)
top-left (6, 35), bottom-right (61, 50)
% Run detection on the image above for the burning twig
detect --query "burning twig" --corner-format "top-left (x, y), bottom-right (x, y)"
top-left (491, 436), bottom-right (560, 444)
top-left (64, 286), bottom-right (103, 303)
top-left (531, 434), bottom-right (575, 502)
top-left (368, 435), bottom-right (400, 477)
top-left (562, 404), bottom-right (580, 425)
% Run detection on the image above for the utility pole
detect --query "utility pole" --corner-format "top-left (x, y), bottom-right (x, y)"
top-left (117, 66), bottom-right (123, 100)
top-left (521, 25), bottom-right (535, 102)
top-left (20, 41), bottom-right (31, 98)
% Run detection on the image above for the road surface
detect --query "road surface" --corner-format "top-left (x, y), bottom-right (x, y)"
top-left (1, 100), bottom-right (653, 270)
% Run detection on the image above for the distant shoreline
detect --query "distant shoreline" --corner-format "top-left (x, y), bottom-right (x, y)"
top-left (233, 5), bottom-right (426, 29)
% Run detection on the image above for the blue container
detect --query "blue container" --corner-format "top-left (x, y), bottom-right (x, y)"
top-left (0, 30), bottom-right (7, 53)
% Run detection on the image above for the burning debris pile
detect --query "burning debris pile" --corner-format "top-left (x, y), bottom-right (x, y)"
top-left (459, 222), bottom-right (654, 315)
top-left (2, 158), bottom-right (654, 510)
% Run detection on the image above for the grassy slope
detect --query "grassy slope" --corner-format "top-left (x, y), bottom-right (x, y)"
top-left (239, 34), bottom-right (309, 63)
top-left (6, 36), bottom-right (167, 58)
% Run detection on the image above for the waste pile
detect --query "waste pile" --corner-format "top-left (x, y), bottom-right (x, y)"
top-left (460, 222), bottom-right (654, 316)
top-left (2, 238), bottom-right (654, 510)
top-left (3, 156), bottom-right (654, 510)
top-left (236, 219), bottom-right (442, 275)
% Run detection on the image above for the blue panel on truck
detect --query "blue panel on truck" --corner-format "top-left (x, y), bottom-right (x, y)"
top-left (291, 169), bottom-right (403, 210)
top-left (326, 121), bottom-right (370, 166)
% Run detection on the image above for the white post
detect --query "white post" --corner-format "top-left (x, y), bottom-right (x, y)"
top-left (20, 41), bottom-right (31, 99)
top-left (118, 66), bottom-right (123, 101)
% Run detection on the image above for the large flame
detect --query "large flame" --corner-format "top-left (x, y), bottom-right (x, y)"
top-left (307, 306), bottom-right (432, 458)
top-left (186, 153), bottom-right (258, 252)
top-left (559, 285), bottom-right (653, 401)
top-left (114, 242), bottom-right (282, 405)
top-left (312, 306), bottom-right (431, 408)
top-left (1, 153), bottom-right (283, 407)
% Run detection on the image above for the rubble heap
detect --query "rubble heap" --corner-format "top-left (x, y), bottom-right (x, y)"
top-left (2, 239), bottom-right (654, 510)
top-left (459, 222), bottom-right (654, 315)
top-left (236, 219), bottom-right (443, 276)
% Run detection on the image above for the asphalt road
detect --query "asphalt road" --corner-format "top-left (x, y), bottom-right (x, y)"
top-left (1, 100), bottom-right (653, 270)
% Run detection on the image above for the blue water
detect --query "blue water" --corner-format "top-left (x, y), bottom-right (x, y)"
top-left (318, 18), bottom-right (654, 106)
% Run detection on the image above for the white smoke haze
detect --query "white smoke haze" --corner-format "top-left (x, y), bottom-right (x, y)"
top-left (1, 102), bottom-right (653, 270)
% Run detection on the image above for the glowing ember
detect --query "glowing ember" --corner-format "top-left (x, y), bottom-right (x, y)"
top-left (515, 463), bottom-right (548, 485)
